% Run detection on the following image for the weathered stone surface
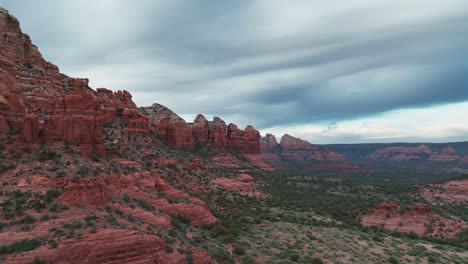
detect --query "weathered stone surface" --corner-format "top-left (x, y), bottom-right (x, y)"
top-left (0, 8), bottom-right (149, 153)
top-left (6, 229), bottom-right (187, 264)
top-left (428, 146), bottom-right (461, 162)
top-left (279, 134), bottom-right (326, 161)
top-left (260, 133), bottom-right (278, 152)
top-left (261, 134), bottom-right (350, 171)
top-left (322, 147), bottom-right (346, 161)
top-left (368, 145), bottom-right (433, 160)
top-left (422, 179), bottom-right (468, 204)
top-left (209, 116), bottom-right (230, 150)
top-left (28, 172), bottom-right (217, 227)
top-left (280, 134), bottom-right (313, 150)
top-left (140, 103), bottom-right (196, 150)
top-left (361, 201), bottom-right (467, 238)
top-left (227, 124), bottom-right (261, 154)
top-left (192, 114), bottom-right (209, 144)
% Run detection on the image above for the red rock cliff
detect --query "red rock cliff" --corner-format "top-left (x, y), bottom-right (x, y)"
top-left (0, 7), bottom-right (262, 156)
top-left (140, 103), bottom-right (196, 150)
top-left (0, 8), bottom-right (149, 153)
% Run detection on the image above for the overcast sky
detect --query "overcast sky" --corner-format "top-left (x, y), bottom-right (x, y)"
top-left (3, 0), bottom-right (468, 143)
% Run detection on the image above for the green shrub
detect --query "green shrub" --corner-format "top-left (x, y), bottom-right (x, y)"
top-left (48, 239), bottom-right (57, 248)
top-left (33, 256), bottom-right (44, 264)
top-left (0, 239), bottom-right (42, 254)
top-left (241, 256), bottom-right (256, 264)
top-left (17, 215), bottom-right (37, 225)
top-left (233, 245), bottom-right (246, 255)
top-left (90, 154), bottom-right (100, 162)
top-left (62, 220), bottom-right (83, 229)
top-left (44, 189), bottom-right (61, 204)
top-left (388, 256), bottom-right (399, 264)
top-left (136, 199), bottom-right (154, 211)
top-left (166, 245), bottom-right (173, 253)
top-left (311, 257), bottom-right (324, 264)
top-left (37, 149), bottom-right (60, 161)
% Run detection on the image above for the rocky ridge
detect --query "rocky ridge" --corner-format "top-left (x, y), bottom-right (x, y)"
top-left (0, 7), bottom-right (262, 158)
top-left (260, 133), bottom-right (348, 172)
top-left (0, 8), bottom-right (268, 263)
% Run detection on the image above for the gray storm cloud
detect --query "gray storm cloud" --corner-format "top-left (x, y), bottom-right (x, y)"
top-left (2, 0), bottom-right (468, 142)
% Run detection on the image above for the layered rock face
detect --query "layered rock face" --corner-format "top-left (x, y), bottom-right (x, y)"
top-left (227, 124), bottom-right (261, 154)
top-left (280, 134), bottom-right (321, 161)
top-left (422, 179), bottom-right (468, 204)
top-left (0, 6), bottom-right (263, 159)
top-left (260, 133), bottom-right (279, 152)
top-left (192, 114), bottom-right (209, 144)
top-left (140, 106), bottom-right (262, 154)
top-left (361, 201), bottom-right (467, 238)
top-left (141, 103), bottom-right (196, 150)
top-left (428, 146), bottom-right (461, 162)
top-left (209, 116), bottom-right (230, 150)
top-left (0, 8), bottom-right (149, 153)
top-left (273, 134), bottom-right (345, 162)
top-left (368, 145), bottom-right (465, 162)
top-left (368, 145), bottom-right (433, 160)
top-left (260, 133), bottom-right (348, 171)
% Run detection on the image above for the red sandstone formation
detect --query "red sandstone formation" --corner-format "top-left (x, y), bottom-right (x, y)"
top-left (361, 201), bottom-right (467, 239)
top-left (209, 116), bottom-right (230, 150)
top-left (369, 145), bottom-right (463, 162)
top-left (260, 133), bottom-right (278, 152)
top-left (21, 172), bottom-right (217, 227)
top-left (279, 134), bottom-right (321, 161)
top-left (0, 8), bottom-right (149, 154)
top-left (260, 133), bottom-right (350, 171)
top-left (322, 148), bottom-right (346, 161)
top-left (243, 154), bottom-right (275, 172)
top-left (140, 103), bottom-right (196, 150)
top-left (227, 124), bottom-right (261, 154)
top-left (192, 114), bottom-right (209, 144)
top-left (139, 106), bottom-right (263, 155)
top-left (422, 179), bottom-right (468, 204)
top-left (6, 229), bottom-right (189, 264)
top-left (280, 134), bottom-right (313, 150)
top-left (212, 174), bottom-right (265, 198)
top-left (368, 145), bottom-right (433, 160)
top-left (278, 134), bottom-right (345, 162)
top-left (428, 146), bottom-right (461, 162)
top-left (0, 8), bottom-right (264, 158)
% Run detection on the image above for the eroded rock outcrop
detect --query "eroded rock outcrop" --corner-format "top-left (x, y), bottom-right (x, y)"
top-left (208, 116), bottom-right (230, 150)
top-left (192, 114), bottom-right (209, 144)
top-left (361, 201), bottom-right (467, 238)
top-left (260, 133), bottom-right (350, 172)
top-left (260, 133), bottom-right (279, 152)
top-left (422, 179), bottom-right (468, 204)
top-left (140, 103), bottom-right (196, 150)
top-left (0, 8), bottom-right (149, 154)
top-left (227, 124), bottom-right (261, 154)
top-left (428, 146), bottom-right (461, 162)
top-left (368, 145), bottom-right (433, 160)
